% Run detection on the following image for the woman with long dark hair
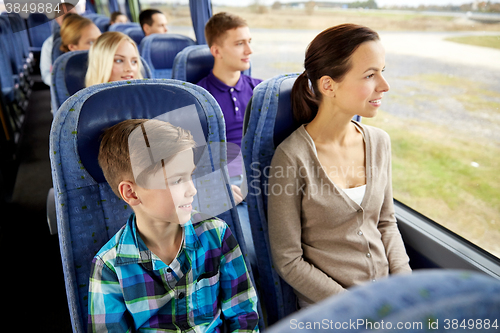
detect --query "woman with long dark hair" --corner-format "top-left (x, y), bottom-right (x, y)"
top-left (268, 24), bottom-right (411, 309)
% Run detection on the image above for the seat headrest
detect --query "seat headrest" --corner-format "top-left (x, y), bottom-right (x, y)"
top-left (148, 34), bottom-right (195, 69)
top-left (185, 46), bottom-right (214, 84)
top-left (274, 76), bottom-right (301, 148)
top-left (65, 51), bottom-right (89, 95)
top-left (124, 27), bottom-right (145, 46)
top-left (108, 22), bottom-right (140, 33)
top-left (77, 83), bottom-right (209, 183)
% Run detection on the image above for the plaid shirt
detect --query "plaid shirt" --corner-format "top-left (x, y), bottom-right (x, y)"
top-left (88, 213), bottom-right (259, 333)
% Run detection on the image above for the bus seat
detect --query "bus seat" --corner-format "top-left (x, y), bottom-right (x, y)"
top-left (242, 73), bottom-right (361, 325)
top-left (49, 79), bottom-right (262, 332)
top-left (108, 22), bottom-right (140, 33)
top-left (2, 13), bottom-right (33, 70)
top-left (51, 36), bottom-right (64, 64)
top-left (0, 35), bottom-right (23, 137)
top-left (242, 73), bottom-right (301, 326)
top-left (27, 13), bottom-right (52, 53)
top-left (171, 44), bottom-right (251, 84)
top-left (266, 269), bottom-right (500, 333)
top-left (50, 50), bottom-right (152, 113)
top-left (0, 16), bottom-right (27, 84)
top-left (139, 34), bottom-right (196, 79)
top-left (93, 16), bottom-right (111, 32)
top-left (124, 27), bottom-right (145, 47)
top-left (0, 17), bottom-right (28, 112)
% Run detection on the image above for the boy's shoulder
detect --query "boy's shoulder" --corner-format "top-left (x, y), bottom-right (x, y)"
top-left (93, 223), bottom-right (128, 264)
top-left (240, 74), bottom-right (262, 89)
top-left (190, 212), bottom-right (228, 236)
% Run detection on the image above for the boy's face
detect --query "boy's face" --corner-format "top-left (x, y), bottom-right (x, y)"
top-left (136, 149), bottom-right (197, 225)
top-left (213, 26), bottom-right (253, 72)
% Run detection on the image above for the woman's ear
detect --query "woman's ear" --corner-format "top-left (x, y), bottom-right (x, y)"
top-left (67, 44), bottom-right (79, 52)
top-left (118, 180), bottom-right (141, 206)
top-left (318, 75), bottom-right (337, 98)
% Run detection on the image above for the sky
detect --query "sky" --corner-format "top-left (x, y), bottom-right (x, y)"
top-left (211, 0), bottom-right (498, 7)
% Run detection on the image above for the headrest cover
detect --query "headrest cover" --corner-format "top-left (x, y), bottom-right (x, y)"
top-left (274, 77), bottom-right (301, 148)
top-left (77, 84), bottom-right (209, 184)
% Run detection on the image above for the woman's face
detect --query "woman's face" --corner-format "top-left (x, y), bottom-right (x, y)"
top-left (330, 40), bottom-right (390, 118)
top-left (68, 24), bottom-right (101, 51)
top-left (108, 40), bottom-right (140, 82)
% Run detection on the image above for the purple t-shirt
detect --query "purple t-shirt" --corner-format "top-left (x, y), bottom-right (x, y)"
top-left (197, 71), bottom-right (262, 177)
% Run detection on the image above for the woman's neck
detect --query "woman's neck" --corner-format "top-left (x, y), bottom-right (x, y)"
top-left (306, 103), bottom-right (357, 147)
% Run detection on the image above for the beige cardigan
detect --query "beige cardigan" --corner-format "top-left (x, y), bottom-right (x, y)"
top-left (268, 122), bottom-right (411, 304)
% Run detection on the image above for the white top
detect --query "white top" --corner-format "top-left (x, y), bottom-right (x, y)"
top-left (40, 35), bottom-right (53, 86)
top-left (305, 125), bottom-right (366, 206)
top-left (341, 185), bottom-right (366, 205)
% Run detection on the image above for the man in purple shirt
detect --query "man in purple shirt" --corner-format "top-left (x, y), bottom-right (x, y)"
top-left (197, 12), bottom-right (261, 184)
top-left (197, 12), bottom-right (261, 266)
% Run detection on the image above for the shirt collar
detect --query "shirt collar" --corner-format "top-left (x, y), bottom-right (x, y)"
top-left (115, 213), bottom-right (202, 266)
top-left (208, 70), bottom-right (244, 93)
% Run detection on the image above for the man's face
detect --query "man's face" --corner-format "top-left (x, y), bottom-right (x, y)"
top-left (143, 13), bottom-right (168, 36)
top-left (213, 26), bottom-right (253, 73)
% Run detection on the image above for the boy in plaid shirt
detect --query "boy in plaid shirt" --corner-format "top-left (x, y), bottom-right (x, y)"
top-left (88, 119), bottom-right (259, 332)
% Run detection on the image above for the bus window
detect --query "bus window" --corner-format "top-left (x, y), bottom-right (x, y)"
top-left (205, 3), bottom-right (500, 259)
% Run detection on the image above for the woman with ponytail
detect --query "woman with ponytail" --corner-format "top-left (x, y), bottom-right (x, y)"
top-left (268, 24), bottom-right (411, 309)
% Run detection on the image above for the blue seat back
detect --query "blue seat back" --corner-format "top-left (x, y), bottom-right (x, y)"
top-left (140, 34), bottom-right (196, 79)
top-left (50, 50), bottom-right (153, 112)
top-left (267, 270), bottom-right (500, 333)
top-left (2, 13), bottom-right (31, 61)
top-left (27, 13), bottom-right (52, 50)
top-left (172, 44), bottom-right (251, 84)
top-left (108, 22), bottom-right (140, 33)
top-left (93, 16), bottom-right (110, 32)
top-left (242, 73), bottom-right (300, 326)
top-left (0, 36), bottom-right (15, 102)
top-left (124, 27), bottom-right (145, 47)
top-left (50, 79), bottom-right (259, 332)
top-left (242, 73), bottom-right (361, 325)
top-left (52, 36), bottom-right (64, 64)
top-left (0, 16), bottom-right (24, 76)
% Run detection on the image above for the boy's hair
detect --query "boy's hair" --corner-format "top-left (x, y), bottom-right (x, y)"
top-left (98, 119), bottom-right (196, 198)
top-left (110, 11), bottom-right (125, 23)
top-left (204, 12), bottom-right (248, 47)
top-left (139, 9), bottom-right (163, 31)
top-left (85, 31), bottom-right (143, 87)
top-left (60, 13), bottom-right (94, 52)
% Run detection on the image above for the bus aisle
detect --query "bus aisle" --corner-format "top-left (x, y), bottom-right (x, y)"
top-left (0, 75), bottom-right (72, 332)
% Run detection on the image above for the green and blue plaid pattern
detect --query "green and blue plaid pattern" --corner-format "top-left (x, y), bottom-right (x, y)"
top-left (88, 213), bottom-right (259, 332)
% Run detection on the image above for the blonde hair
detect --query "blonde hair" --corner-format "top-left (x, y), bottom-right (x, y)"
top-left (60, 13), bottom-right (94, 52)
top-left (85, 31), bottom-right (144, 87)
top-left (98, 119), bottom-right (196, 198)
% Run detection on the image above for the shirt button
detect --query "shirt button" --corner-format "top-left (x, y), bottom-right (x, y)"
top-left (233, 97), bottom-right (237, 101)
top-left (357, 209), bottom-right (363, 213)
top-left (372, 279), bottom-right (376, 283)
top-left (178, 292), bottom-right (185, 299)
top-left (230, 88), bottom-right (234, 92)
top-left (166, 268), bottom-right (172, 273)
top-left (366, 253), bottom-right (372, 258)
top-left (358, 230), bottom-right (363, 236)
top-left (235, 107), bottom-right (239, 111)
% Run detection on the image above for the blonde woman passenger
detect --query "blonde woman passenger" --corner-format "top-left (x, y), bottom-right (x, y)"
top-left (85, 32), bottom-right (144, 87)
top-left (60, 13), bottom-right (101, 53)
top-left (268, 24), bottom-right (411, 309)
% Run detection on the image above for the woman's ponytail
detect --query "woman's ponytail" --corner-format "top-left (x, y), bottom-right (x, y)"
top-left (292, 71), bottom-right (319, 124)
